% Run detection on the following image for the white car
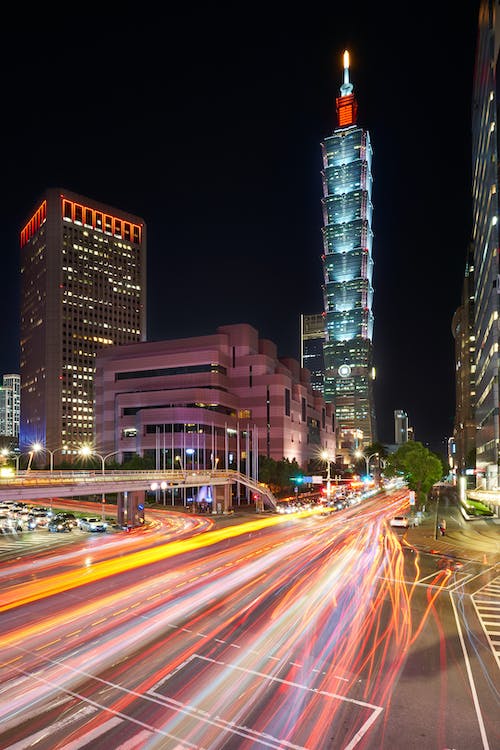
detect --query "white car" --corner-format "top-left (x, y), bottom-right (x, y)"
top-left (389, 515), bottom-right (409, 529)
top-left (78, 516), bottom-right (107, 532)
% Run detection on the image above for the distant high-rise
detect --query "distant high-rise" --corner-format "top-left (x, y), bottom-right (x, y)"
top-left (300, 313), bottom-right (326, 393)
top-left (321, 50), bottom-right (376, 461)
top-left (472, 1), bottom-right (500, 488)
top-left (19, 188), bottom-right (147, 458)
top-left (0, 374), bottom-right (20, 439)
top-left (452, 246), bottom-right (475, 476)
top-left (394, 409), bottom-right (408, 445)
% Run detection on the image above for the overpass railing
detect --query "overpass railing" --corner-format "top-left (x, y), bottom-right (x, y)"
top-left (0, 469), bottom-right (278, 511)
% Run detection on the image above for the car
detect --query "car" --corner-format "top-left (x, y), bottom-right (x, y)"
top-left (0, 514), bottom-right (23, 533)
top-left (53, 512), bottom-right (78, 528)
top-left (389, 515), bottom-right (410, 529)
top-left (48, 517), bottom-right (73, 533)
top-left (78, 516), bottom-right (107, 532)
top-left (30, 508), bottom-right (51, 527)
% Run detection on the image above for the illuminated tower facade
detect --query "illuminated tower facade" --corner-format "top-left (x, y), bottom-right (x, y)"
top-left (19, 188), bottom-right (147, 458)
top-left (321, 51), bottom-right (376, 460)
top-left (472, 1), bottom-right (500, 488)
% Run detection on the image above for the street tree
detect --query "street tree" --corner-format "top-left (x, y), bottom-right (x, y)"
top-left (384, 441), bottom-right (443, 504)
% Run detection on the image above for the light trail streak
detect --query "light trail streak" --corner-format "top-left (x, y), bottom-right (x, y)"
top-left (0, 490), bottom-right (471, 749)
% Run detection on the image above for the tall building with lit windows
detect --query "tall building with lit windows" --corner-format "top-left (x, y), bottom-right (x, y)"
top-left (19, 188), bottom-right (146, 458)
top-left (0, 374), bottom-right (20, 439)
top-left (321, 51), bottom-right (376, 462)
top-left (472, 1), bottom-right (500, 488)
top-left (300, 313), bottom-right (326, 393)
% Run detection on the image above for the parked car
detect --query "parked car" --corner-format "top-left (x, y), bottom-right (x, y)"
top-left (48, 517), bottom-right (73, 533)
top-left (30, 509), bottom-right (51, 527)
top-left (78, 516), bottom-right (107, 532)
top-left (389, 515), bottom-right (409, 529)
top-left (0, 514), bottom-right (23, 533)
top-left (54, 512), bottom-right (78, 528)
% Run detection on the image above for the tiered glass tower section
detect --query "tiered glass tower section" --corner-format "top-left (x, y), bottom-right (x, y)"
top-left (321, 51), bottom-right (376, 456)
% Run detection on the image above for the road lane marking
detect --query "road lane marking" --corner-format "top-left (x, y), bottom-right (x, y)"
top-left (450, 591), bottom-right (491, 750)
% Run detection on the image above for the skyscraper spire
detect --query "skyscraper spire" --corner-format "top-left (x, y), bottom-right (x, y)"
top-left (340, 50), bottom-right (353, 96)
top-left (336, 49), bottom-right (357, 127)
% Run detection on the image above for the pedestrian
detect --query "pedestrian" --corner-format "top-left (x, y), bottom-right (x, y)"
top-left (439, 518), bottom-right (446, 536)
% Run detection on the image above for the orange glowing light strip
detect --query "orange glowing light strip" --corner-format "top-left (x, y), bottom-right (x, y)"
top-left (20, 197), bottom-right (143, 248)
top-left (61, 196), bottom-right (142, 244)
top-left (20, 200), bottom-right (47, 247)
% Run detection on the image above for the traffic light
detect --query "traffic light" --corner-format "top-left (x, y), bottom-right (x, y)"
top-left (291, 475), bottom-right (304, 484)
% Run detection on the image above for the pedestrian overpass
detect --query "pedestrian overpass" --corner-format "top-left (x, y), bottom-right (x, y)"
top-left (0, 469), bottom-right (278, 526)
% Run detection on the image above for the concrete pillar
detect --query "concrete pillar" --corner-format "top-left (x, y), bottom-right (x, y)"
top-left (127, 490), bottom-right (145, 527)
top-left (213, 483), bottom-right (232, 514)
top-left (117, 492), bottom-right (125, 527)
top-left (119, 490), bottom-right (145, 528)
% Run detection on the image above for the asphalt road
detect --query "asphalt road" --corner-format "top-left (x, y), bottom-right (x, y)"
top-left (0, 491), bottom-right (498, 749)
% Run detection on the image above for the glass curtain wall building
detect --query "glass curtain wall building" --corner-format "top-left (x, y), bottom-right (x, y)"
top-left (300, 313), bottom-right (326, 393)
top-left (321, 51), bottom-right (376, 460)
top-left (472, 1), bottom-right (500, 488)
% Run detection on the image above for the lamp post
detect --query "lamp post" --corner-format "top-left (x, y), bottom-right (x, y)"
top-left (32, 442), bottom-right (67, 512)
top-left (355, 450), bottom-right (379, 478)
top-left (79, 446), bottom-right (121, 520)
top-left (320, 449), bottom-right (333, 502)
top-left (3, 449), bottom-right (33, 474)
top-left (31, 442), bottom-right (69, 471)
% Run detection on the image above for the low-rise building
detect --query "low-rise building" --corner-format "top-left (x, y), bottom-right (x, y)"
top-left (94, 323), bottom-right (335, 475)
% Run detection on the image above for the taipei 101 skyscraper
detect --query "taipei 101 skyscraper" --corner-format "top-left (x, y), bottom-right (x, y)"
top-left (321, 51), bottom-right (376, 460)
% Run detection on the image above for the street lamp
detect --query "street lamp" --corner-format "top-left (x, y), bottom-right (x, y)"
top-left (79, 445), bottom-right (121, 475)
top-left (320, 449), bottom-right (333, 501)
top-left (31, 442), bottom-right (69, 471)
top-left (79, 446), bottom-right (121, 520)
top-left (355, 450), bottom-right (379, 478)
top-left (2, 448), bottom-right (34, 474)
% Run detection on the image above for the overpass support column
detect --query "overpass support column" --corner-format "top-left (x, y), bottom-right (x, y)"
top-left (120, 490), bottom-right (146, 528)
top-left (212, 484), bottom-right (232, 514)
top-left (117, 493), bottom-right (125, 527)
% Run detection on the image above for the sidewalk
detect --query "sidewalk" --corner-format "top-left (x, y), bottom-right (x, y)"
top-left (405, 510), bottom-right (500, 564)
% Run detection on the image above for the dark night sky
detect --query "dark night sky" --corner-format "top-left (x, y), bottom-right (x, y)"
top-left (0, 3), bottom-right (479, 455)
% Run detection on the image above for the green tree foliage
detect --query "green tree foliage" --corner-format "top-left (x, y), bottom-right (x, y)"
top-left (352, 442), bottom-right (388, 474)
top-left (362, 442), bottom-right (388, 459)
top-left (384, 441), bottom-right (444, 502)
top-left (120, 453), bottom-right (155, 470)
top-left (259, 456), bottom-right (302, 495)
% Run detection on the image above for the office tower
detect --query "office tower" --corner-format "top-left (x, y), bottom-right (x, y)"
top-left (300, 313), bottom-right (326, 393)
top-left (394, 409), bottom-right (408, 445)
top-left (19, 188), bottom-right (146, 458)
top-left (472, 1), bottom-right (500, 488)
top-left (321, 50), bottom-right (376, 462)
top-left (0, 374), bottom-right (20, 439)
top-left (452, 247), bottom-right (476, 476)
